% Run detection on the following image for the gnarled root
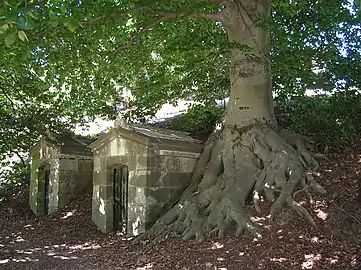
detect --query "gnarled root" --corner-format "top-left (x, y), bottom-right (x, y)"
top-left (145, 124), bottom-right (326, 243)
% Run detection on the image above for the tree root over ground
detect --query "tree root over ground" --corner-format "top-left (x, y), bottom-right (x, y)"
top-left (145, 124), bottom-right (326, 243)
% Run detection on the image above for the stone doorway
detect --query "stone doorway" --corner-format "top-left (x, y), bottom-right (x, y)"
top-left (38, 164), bottom-right (51, 215)
top-left (112, 165), bottom-right (129, 233)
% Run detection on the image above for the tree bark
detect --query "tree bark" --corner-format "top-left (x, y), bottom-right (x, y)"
top-left (143, 0), bottom-right (326, 243)
top-left (222, 0), bottom-right (275, 126)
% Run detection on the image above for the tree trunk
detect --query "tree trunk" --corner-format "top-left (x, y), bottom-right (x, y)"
top-left (144, 0), bottom-right (326, 243)
top-left (223, 0), bottom-right (275, 126)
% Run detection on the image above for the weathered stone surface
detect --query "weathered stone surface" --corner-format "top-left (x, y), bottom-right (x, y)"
top-left (103, 201), bottom-right (115, 232)
top-left (71, 172), bottom-right (92, 194)
top-left (136, 155), bottom-right (148, 170)
top-left (145, 187), bottom-right (171, 204)
top-left (59, 170), bottom-right (72, 183)
top-left (129, 171), bottom-right (148, 187)
top-left (162, 172), bottom-right (193, 188)
top-left (145, 220), bottom-right (156, 230)
top-left (145, 203), bottom-right (168, 222)
top-left (93, 168), bottom-right (107, 186)
top-left (169, 188), bottom-right (186, 204)
top-left (127, 219), bottom-right (154, 235)
top-left (110, 138), bottom-right (125, 156)
top-left (92, 199), bottom-right (114, 233)
top-left (93, 156), bottom-right (101, 171)
top-left (159, 149), bottom-right (201, 159)
top-left (146, 154), bottom-right (161, 170)
top-left (93, 185), bottom-right (100, 201)
top-left (78, 159), bottom-right (93, 172)
top-left (134, 142), bottom-right (147, 156)
top-left (130, 186), bottom-right (146, 205)
top-left (127, 203), bottom-right (146, 220)
top-left (59, 181), bottom-right (70, 194)
top-left (59, 158), bottom-right (76, 171)
top-left (159, 155), bottom-right (199, 173)
top-left (181, 158), bottom-right (199, 173)
top-left (92, 200), bottom-right (106, 232)
top-left (69, 174), bottom-right (78, 193)
top-left (146, 170), bottom-right (162, 186)
top-left (58, 193), bottom-right (71, 209)
top-left (99, 185), bottom-right (113, 200)
top-left (108, 155), bottom-right (126, 167)
top-left (89, 125), bottom-right (203, 234)
top-left (128, 219), bottom-right (147, 236)
top-left (165, 157), bottom-right (182, 171)
top-left (30, 141), bottom-right (93, 217)
top-left (127, 184), bottom-right (137, 202)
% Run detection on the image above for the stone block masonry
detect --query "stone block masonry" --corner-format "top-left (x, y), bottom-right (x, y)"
top-left (29, 132), bottom-right (94, 216)
top-left (89, 124), bottom-right (203, 235)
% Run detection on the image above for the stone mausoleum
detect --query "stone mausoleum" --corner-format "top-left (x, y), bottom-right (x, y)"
top-left (29, 132), bottom-right (94, 216)
top-left (89, 123), bottom-right (203, 235)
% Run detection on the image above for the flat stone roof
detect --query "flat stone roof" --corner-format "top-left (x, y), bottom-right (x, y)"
top-left (89, 124), bottom-right (203, 153)
top-left (30, 131), bottom-right (95, 156)
top-left (131, 124), bottom-right (200, 144)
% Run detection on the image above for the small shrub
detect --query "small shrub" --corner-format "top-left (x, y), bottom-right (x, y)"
top-left (165, 103), bottom-right (223, 141)
top-left (164, 91), bottom-right (360, 151)
top-left (275, 90), bottom-right (361, 151)
top-left (0, 159), bottom-right (30, 198)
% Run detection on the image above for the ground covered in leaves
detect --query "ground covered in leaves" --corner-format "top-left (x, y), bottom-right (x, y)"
top-left (1, 140), bottom-right (361, 270)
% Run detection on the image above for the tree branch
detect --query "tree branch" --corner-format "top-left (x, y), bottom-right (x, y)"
top-left (193, 11), bottom-right (223, 20)
top-left (194, 0), bottom-right (225, 4)
top-left (80, 16), bottom-right (106, 26)
top-left (0, 84), bottom-right (16, 116)
top-left (12, 150), bottom-right (26, 167)
top-left (24, 0), bottom-right (48, 9)
top-left (113, 16), bottom-right (174, 53)
top-left (111, 9), bottom-right (223, 54)
top-left (81, 8), bottom-right (223, 27)
top-left (0, 84), bottom-right (26, 167)
top-left (80, 7), bottom-right (150, 26)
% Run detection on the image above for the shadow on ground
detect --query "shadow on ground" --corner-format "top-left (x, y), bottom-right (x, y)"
top-left (1, 139), bottom-right (361, 270)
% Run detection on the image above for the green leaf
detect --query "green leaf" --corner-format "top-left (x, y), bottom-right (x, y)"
top-left (0, 24), bottom-right (9, 34)
top-left (50, 20), bottom-right (59, 27)
top-left (60, 5), bottom-right (67, 14)
top-left (49, 10), bottom-right (57, 20)
top-left (28, 11), bottom-right (38, 20)
top-left (48, 11), bottom-right (59, 28)
top-left (18, 30), bottom-right (28, 42)
top-left (4, 27), bottom-right (17, 47)
top-left (64, 21), bottom-right (78, 32)
top-left (17, 16), bottom-right (27, 29)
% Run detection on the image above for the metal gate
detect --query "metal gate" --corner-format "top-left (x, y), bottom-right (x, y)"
top-left (113, 165), bottom-right (129, 233)
top-left (43, 168), bottom-right (50, 215)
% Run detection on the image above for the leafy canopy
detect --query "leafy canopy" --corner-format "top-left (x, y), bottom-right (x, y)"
top-left (0, 0), bottom-right (360, 160)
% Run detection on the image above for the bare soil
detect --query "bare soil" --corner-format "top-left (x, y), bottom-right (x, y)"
top-left (1, 139), bottom-right (361, 270)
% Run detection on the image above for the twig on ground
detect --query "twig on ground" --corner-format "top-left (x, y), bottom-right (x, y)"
top-left (334, 203), bottom-right (361, 224)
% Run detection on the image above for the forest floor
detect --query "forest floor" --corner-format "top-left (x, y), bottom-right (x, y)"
top-left (1, 139), bottom-right (361, 270)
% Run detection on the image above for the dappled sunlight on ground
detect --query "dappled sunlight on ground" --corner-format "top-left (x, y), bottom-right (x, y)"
top-left (0, 239), bottom-right (104, 268)
top-left (1, 140), bottom-right (361, 269)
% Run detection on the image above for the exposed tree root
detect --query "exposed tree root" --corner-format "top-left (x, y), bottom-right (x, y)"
top-left (145, 124), bottom-right (326, 243)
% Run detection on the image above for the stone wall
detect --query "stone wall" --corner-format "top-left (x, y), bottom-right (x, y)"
top-left (92, 135), bottom-right (147, 233)
top-left (57, 155), bottom-right (93, 210)
top-left (30, 140), bottom-right (93, 216)
top-left (29, 140), bottom-right (60, 215)
top-left (127, 149), bottom-right (200, 236)
top-left (91, 133), bottom-right (202, 236)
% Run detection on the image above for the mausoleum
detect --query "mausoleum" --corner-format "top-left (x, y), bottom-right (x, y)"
top-left (89, 123), bottom-right (203, 235)
top-left (29, 132), bottom-right (94, 216)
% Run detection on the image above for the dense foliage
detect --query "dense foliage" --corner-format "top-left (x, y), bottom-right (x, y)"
top-left (164, 90), bottom-right (361, 151)
top-left (275, 91), bottom-right (361, 151)
top-left (0, 0), bottom-right (360, 187)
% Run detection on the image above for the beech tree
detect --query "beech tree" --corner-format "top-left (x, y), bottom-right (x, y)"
top-left (1, 0), bottom-right (360, 241)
